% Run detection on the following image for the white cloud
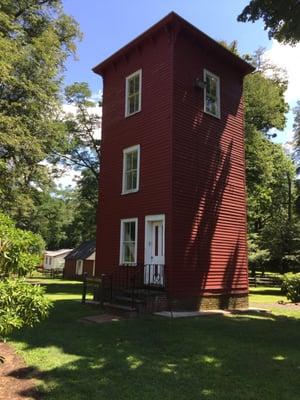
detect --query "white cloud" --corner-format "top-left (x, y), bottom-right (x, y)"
top-left (264, 40), bottom-right (300, 103)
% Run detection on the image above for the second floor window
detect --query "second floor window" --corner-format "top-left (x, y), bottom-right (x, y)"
top-left (204, 69), bottom-right (220, 118)
top-left (122, 145), bottom-right (140, 194)
top-left (125, 69), bottom-right (142, 117)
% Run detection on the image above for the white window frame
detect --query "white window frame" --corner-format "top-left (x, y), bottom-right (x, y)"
top-left (204, 69), bottom-right (221, 119)
top-left (125, 69), bottom-right (142, 117)
top-left (119, 218), bottom-right (138, 266)
top-left (122, 144), bottom-right (140, 195)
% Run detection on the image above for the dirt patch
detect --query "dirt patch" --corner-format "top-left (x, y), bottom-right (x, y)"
top-left (0, 342), bottom-right (39, 400)
top-left (78, 313), bottom-right (126, 324)
top-left (251, 301), bottom-right (300, 311)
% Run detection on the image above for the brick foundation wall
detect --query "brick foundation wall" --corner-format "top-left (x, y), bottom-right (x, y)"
top-left (169, 294), bottom-right (248, 311)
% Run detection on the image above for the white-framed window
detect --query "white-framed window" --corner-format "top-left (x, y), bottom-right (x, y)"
top-left (49, 257), bottom-right (52, 266)
top-left (125, 69), bottom-right (142, 117)
top-left (119, 218), bottom-right (138, 265)
top-left (76, 259), bottom-right (83, 275)
top-left (122, 145), bottom-right (140, 194)
top-left (204, 69), bottom-right (220, 118)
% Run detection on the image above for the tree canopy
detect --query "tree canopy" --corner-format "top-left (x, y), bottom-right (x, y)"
top-left (238, 0), bottom-right (300, 44)
top-left (0, 0), bottom-right (81, 225)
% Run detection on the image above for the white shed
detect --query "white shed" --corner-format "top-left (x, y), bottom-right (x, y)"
top-left (43, 249), bottom-right (73, 271)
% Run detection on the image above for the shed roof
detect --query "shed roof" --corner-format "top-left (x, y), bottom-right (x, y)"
top-left (93, 12), bottom-right (255, 76)
top-left (45, 249), bottom-right (73, 257)
top-left (64, 240), bottom-right (96, 261)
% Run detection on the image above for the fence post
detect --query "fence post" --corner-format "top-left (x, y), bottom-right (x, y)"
top-left (82, 272), bottom-right (88, 304)
top-left (100, 274), bottom-right (106, 307)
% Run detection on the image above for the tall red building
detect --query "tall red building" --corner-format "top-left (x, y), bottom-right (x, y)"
top-left (93, 12), bottom-right (254, 311)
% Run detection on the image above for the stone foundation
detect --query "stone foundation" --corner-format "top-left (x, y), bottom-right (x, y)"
top-left (168, 293), bottom-right (248, 311)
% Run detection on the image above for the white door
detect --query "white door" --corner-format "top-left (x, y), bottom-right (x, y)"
top-left (144, 215), bottom-right (165, 286)
top-left (76, 260), bottom-right (83, 275)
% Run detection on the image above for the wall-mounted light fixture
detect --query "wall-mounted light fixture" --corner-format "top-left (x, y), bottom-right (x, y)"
top-left (194, 78), bottom-right (207, 89)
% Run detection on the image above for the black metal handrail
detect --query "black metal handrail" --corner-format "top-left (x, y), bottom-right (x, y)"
top-left (99, 264), bottom-right (166, 308)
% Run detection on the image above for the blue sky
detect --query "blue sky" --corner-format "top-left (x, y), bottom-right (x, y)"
top-left (62, 0), bottom-right (300, 144)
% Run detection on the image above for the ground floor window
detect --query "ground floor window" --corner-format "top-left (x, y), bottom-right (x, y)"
top-left (120, 218), bottom-right (138, 265)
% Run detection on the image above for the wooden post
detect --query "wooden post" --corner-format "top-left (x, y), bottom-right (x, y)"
top-left (82, 272), bottom-right (88, 304)
top-left (100, 274), bottom-right (106, 307)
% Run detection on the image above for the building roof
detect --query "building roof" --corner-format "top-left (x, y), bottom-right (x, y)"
top-left (45, 249), bottom-right (73, 257)
top-left (93, 12), bottom-right (255, 76)
top-left (64, 240), bottom-right (96, 261)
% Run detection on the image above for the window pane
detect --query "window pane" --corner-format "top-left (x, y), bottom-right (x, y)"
top-left (129, 78), bottom-right (135, 95)
top-left (205, 72), bottom-right (219, 116)
top-left (125, 171), bottom-right (132, 190)
top-left (126, 152), bottom-right (132, 171)
top-left (124, 221), bottom-right (135, 241)
top-left (131, 171), bottom-right (137, 189)
top-left (134, 75), bottom-right (140, 93)
top-left (129, 97), bottom-right (135, 114)
top-left (207, 76), bottom-right (217, 98)
top-left (124, 242), bottom-right (135, 263)
top-left (131, 150), bottom-right (137, 169)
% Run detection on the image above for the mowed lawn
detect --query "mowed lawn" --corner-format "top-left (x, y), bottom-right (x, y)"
top-left (10, 278), bottom-right (300, 400)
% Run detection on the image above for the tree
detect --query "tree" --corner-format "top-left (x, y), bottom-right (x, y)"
top-left (241, 48), bottom-right (299, 272)
top-left (293, 101), bottom-right (300, 163)
top-left (49, 82), bottom-right (101, 247)
top-left (54, 82), bottom-right (101, 179)
top-left (65, 169), bottom-right (98, 245)
top-left (0, 0), bottom-right (81, 226)
top-left (238, 0), bottom-right (300, 45)
top-left (0, 213), bottom-right (51, 339)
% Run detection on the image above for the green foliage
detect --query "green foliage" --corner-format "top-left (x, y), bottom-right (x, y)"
top-left (53, 82), bottom-right (101, 179)
top-left (65, 169), bottom-right (98, 246)
top-left (238, 0), bottom-right (300, 44)
top-left (242, 49), bottom-right (299, 273)
top-left (0, 0), bottom-right (81, 225)
top-left (244, 71), bottom-right (288, 133)
top-left (281, 273), bottom-right (300, 302)
top-left (0, 278), bottom-right (51, 338)
top-left (0, 212), bottom-right (44, 276)
top-left (248, 234), bottom-right (270, 274)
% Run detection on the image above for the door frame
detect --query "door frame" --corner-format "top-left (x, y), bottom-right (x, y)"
top-left (144, 214), bottom-right (165, 265)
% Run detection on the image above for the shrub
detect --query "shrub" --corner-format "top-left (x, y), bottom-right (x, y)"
top-left (0, 278), bottom-right (51, 339)
top-left (281, 273), bottom-right (300, 302)
top-left (0, 213), bottom-right (44, 276)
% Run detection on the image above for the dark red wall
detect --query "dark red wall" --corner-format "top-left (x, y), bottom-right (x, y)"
top-left (96, 29), bottom-right (173, 275)
top-left (170, 32), bottom-right (248, 297)
top-left (95, 25), bottom-right (248, 298)
top-left (64, 260), bottom-right (95, 279)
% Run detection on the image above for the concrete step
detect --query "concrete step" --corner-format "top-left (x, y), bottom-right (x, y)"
top-left (114, 295), bottom-right (145, 304)
top-left (103, 301), bottom-right (137, 317)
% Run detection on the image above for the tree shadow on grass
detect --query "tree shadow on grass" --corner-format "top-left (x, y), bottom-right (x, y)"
top-left (249, 288), bottom-right (283, 296)
top-left (9, 304), bottom-right (300, 400)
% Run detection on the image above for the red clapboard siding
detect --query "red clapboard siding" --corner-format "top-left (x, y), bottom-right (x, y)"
top-left (94, 12), bottom-right (252, 301)
top-left (170, 31), bottom-right (248, 297)
top-left (95, 29), bottom-right (173, 275)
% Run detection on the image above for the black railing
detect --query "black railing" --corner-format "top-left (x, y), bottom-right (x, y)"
top-left (99, 264), bottom-right (166, 308)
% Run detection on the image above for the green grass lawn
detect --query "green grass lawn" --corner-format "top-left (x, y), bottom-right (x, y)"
top-left (10, 278), bottom-right (300, 400)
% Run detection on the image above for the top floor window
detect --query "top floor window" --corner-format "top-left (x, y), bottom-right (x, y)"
top-left (125, 69), bottom-right (142, 117)
top-left (122, 145), bottom-right (140, 194)
top-left (204, 69), bottom-right (220, 118)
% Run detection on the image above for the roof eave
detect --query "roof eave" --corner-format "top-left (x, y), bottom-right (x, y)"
top-left (92, 12), bottom-right (255, 77)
